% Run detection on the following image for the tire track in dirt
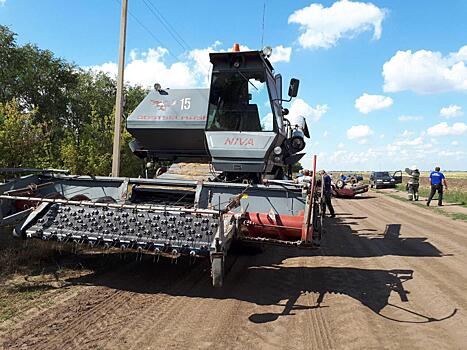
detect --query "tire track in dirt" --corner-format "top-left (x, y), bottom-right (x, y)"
top-left (333, 196), bottom-right (465, 349)
top-left (64, 261), bottom-right (211, 350)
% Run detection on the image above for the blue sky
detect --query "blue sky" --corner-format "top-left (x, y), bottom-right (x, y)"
top-left (1, 0), bottom-right (466, 171)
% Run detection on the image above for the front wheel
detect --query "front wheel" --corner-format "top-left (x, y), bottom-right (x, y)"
top-left (211, 255), bottom-right (224, 288)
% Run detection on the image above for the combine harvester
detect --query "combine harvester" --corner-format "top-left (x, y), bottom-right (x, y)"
top-left (0, 46), bottom-right (324, 287)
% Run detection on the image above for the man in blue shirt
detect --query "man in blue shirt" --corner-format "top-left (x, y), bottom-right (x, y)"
top-left (319, 170), bottom-right (335, 217)
top-left (427, 167), bottom-right (448, 206)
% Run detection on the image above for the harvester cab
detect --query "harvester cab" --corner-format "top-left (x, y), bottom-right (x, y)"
top-left (126, 46), bottom-right (308, 183)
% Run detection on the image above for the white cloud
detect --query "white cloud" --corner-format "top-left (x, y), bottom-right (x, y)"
top-left (261, 112), bottom-right (273, 130)
top-left (395, 136), bottom-right (423, 146)
top-left (398, 115), bottom-right (423, 122)
top-left (186, 41), bottom-right (222, 86)
top-left (383, 45), bottom-right (467, 94)
top-left (289, 98), bottom-right (328, 123)
top-left (400, 130), bottom-right (414, 138)
top-left (288, 0), bottom-right (386, 49)
top-left (88, 61), bottom-right (118, 77)
top-left (323, 131), bottom-right (328, 137)
top-left (358, 139), bottom-right (368, 144)
top-left (451, 140), bottom-right (459, 146)
top-left (354, 93), bottom-right (393, 114)
top-left (0, 0), bottom-right (6, 6)
top-left (338, 142), bottom-right (345, 148)
top-left (427, 122), bottom-right (467, 136)
top-left (88, 42), bottom-right (292, 89)
top-left (440, 105), bottom-right (463, 118)
top-left (269, 45), bottom-right (292, 63)
top-left (346, 124), bottom-right (373, 139)
top-left (88, 47), bottom-right (197, 88)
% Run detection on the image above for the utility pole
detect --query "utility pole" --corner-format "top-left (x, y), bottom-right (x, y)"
top-left (111, 0), bottom-right (128, 177)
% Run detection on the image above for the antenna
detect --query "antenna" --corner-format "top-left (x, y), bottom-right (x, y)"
top-left (261, 1), bottom-right (266, 47)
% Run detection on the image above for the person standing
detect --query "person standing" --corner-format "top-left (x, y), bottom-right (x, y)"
top-left (427, 166), bottom-right (448, 206)
top-left (319, 170), bottom-right (335, 218)
top-left (405, 165), bottom-right (420, 201)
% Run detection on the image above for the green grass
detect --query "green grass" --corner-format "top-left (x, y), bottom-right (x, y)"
top-left (0, 285), bottom-right (52, 322)
top-left (395, 184), bottom-right (467, 208)
top-left (382, 191), bottom-right (467, 222)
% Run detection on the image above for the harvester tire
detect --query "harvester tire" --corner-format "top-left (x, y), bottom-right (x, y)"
top-left (212, 255), bottom-right (224, 288)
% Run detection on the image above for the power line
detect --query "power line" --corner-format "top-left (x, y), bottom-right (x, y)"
top-left (142, 0), bottom-right (192, 51)
top-left (261, 0), bottom-right (266, 48)
top-left (114, 0), bottom-right (181, 62)
top-left (113, 0), bottom-right (212, 86)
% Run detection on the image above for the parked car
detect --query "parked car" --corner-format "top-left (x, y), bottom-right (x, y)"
top-left (369, 171), bottom-right (402, 189)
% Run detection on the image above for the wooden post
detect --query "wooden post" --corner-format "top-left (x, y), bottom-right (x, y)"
top-left (301, 154), bottom-right (317, 243)
top-left (111, 0), bottom-right (128, 177)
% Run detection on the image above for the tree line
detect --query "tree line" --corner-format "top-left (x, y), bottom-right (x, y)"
top-left (0, 25), bottom-right (146, 176)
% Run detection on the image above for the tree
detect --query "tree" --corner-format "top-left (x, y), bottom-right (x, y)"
top-left (0, 100), bottom-right (48, 168)
top-left (0, 25), bottom-right (148, 177)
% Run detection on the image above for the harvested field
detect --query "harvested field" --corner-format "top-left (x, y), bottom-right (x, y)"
top-left (1, 192), bottom-right (467, 350)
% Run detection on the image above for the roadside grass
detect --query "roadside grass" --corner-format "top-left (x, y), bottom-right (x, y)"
top-left (382, 191), bottom-right (467, 222)
top-left (0, 284), bottom-right (55, 322)
top-left (0, 235), bottom-right (58, 278)
top-left (0, 230), bottom-right (89, 322)
top-left (395, 183), bottom-right (467, 208)
top-left (0, 234), bottom-right (58, 322)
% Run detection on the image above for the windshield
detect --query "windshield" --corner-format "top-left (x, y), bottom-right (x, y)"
top-left (375, 172), bottom-right (390, 177)
top-left (206, 70), bottom-right (274, 132)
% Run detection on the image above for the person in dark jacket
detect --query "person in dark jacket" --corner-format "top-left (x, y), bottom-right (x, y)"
top-left (427, 166), bottom-right (448, 206)
top-left (405, 165), bottom-right (420, 201)
top-left (319, 170), bottom-right (335, 218)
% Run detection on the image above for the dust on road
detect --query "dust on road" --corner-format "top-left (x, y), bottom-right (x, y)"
top-left (1, 192), bottom-right (466, 350)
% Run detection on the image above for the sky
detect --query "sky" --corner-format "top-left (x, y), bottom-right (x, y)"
top-left (1, 0), bottom-right (466, 171)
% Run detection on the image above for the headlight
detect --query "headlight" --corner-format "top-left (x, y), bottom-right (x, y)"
top-left (273, 146), bottom-right (282, 155)
top-left (273, 156), bottom-right (282, 163)
top-left (391, 179), bottom-right (395, 181)
top-left (376, 179), bottom-right (382, 182)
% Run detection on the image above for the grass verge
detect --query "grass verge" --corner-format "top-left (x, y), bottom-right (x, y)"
top-left (395, 184), bottom-right (467, 208)
top-left (0, 229), bottom-right (88, 323)
top-left (0, 284), bottom-right (55, 322)
top-left (381, 191), bottom-right (467, 222)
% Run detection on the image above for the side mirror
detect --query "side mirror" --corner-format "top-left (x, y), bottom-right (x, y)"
top-left (288, 78), bottom-right (300, 98)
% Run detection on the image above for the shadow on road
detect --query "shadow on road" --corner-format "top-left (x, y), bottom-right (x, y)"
top-left (10, 207), bottom-right (451, 325)
top-left (65, 251), bottom-right (414, 316)
top-left (322, 215), bottom-right (445, 258)
top-left (64, 246), bottom-right (455, 325)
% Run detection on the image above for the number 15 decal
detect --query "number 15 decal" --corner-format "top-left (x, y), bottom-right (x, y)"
top-left (180, 98), bottom-right (191, 110)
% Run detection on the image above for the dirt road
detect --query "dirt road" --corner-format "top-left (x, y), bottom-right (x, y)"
top-left (1, 191), bottom-right (466, 350)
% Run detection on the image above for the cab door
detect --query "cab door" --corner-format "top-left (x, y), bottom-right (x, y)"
top-left (393, 170), bottom-right (403, 184)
